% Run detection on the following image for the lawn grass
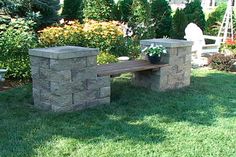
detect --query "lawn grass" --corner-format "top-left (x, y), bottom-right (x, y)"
top-left (0, 69), bottom-right (236, 157)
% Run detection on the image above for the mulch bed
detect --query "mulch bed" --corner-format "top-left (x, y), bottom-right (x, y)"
top-left (0, 80), bottom-right (30, 92)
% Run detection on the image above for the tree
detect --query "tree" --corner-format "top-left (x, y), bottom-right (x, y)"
top-left (128, 0), bottom-right (154, 39)
top-left (205, 3), bottom-right (227, 35)
top-left (184, 0), bottom-right (206, 31)
top-left (115, 0), bottom-right (133, 22)
top-left (62, 0), bottom-right (83, 21)
top-left (0, 0), bottom-right (60, 29)
top-left (83, 0), bottom-right (115, 21)
top-left (150, 0), bottom-right (172, 38)
top-left (172, 8), bottom-right (188, 39)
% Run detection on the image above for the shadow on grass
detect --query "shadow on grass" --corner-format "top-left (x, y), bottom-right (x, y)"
top-left (0, 69), bottom-right (235, 156)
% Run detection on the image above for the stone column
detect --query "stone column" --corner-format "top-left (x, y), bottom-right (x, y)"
top-left (29, 46), bottom-right (110, 112)
top-left (133, 39), bottom-right (193, 91)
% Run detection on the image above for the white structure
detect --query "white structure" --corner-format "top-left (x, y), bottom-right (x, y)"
top-left (185, 23), bottom-right (221, 66)
top-left (217, 0), bottom-right (234, 43)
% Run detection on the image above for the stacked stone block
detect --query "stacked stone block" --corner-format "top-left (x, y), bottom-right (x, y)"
top-left (133, 39), bottom-right (193, 91)
top-left (29, 46), bottom-right (110, 112)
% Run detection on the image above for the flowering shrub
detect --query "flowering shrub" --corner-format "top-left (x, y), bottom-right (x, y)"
top-left (39, 21), bottom-right (84, 47)
top-left (223, 38), bottom-right (236, 55)
top-left (97, 51), bottom-right (118, 65)
top-left (39, 20), bottom-right (129, 57)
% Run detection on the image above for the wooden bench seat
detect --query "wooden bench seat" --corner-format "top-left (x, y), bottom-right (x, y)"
top-left (97, 60), bottom-right (168, 77)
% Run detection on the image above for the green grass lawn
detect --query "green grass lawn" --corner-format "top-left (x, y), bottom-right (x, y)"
top-left (0, 69), bottom-right (236, 157)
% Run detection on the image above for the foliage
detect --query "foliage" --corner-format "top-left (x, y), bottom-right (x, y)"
top-left (222, 38), bottom-right (236, 55)
top-left (1, 69), bottom-right (236, 156)
top-left (128, 0), bottom-right (154, 39)
top-left (205, 3), bottom-right (227, 35)
top-left (115, 0), bottom-right (133, 22)
top-left (184, 0), bottom-right (206, 31)
top-left (142, 44), bottom-right (167, 57)
top-left (0, 0), bottom-right (60, 29)
top-left (39, 21), bottom-right (84, 47)
top-left (83, 20), bottom-right (127, 56)
top-left (172, 8), bottom-right (188, 39)
top-left (83, 0), bottom-right (115, 21)
top-left (39, 20), bottom-right (128, 57)
top-left (209, 53), bottom-right (234, 71)
top-left (150, 0), bottom-right (172, 38)
top-left (97, 51), bottom-right (118, 64)
top-left (0, 19), bottom-right (38, 79)
top-left (62, 0), bottom-right (83, 21)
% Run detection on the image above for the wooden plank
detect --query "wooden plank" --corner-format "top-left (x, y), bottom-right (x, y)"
top-left (97, 60), bottom-right (168, 76)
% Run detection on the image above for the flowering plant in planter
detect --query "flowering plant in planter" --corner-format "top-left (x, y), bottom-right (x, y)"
top-left (142, 44), bottom-right (167, 64)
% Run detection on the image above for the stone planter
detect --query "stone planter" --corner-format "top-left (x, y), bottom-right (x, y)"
top-left (231, 59), bottom-right (236, 72)
top-left (0, 69), bottom-right (7, 81)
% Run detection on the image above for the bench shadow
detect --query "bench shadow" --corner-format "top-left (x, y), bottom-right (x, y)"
top-left (1, 70), bottom-right (235, 156)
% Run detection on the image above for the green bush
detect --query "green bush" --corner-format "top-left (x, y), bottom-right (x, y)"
top-left (205, 3), bottom-right (226, 35)
top-left (115, 0), bottom-right (133, 22)
top-left (128, 0), bottom-right (154, 39)
top-left (39, 21), bottom-right (85, 47)
top-left (0, 0), bottom-right (60, 29)
top-left (97, 51), bottom-right (118, 64)
top-left (39, 20), bottom-right (129, 57)
top-left (172, 8), bottom-right (188, 39)
top-left (83, 0), bottom-right (115, 21)
top-left (184, 0), bottom-right (206, 31)
top-left (0, 19), bottom-right (38, 79)
top-left (151, 0), bottom-right (172, 38)
top-left (62, 0), bottom-right (83, 21)
top-left (209, 53), bottom-right (234, 71)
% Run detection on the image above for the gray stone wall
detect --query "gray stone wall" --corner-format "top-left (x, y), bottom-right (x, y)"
top-left (134, 39), bottom-right (193, 91)
top-left (29, 46), bottom-right (110, 112)
top-left (29, 39), bottom-right (192, 112)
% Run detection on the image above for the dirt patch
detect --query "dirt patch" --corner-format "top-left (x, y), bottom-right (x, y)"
top-left (0, 80), bottom-right (30, 92)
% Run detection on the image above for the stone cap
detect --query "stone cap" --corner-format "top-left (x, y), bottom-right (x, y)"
top-left (140, 38), bottom-right (193, 48)
top-left (29, 46), bottom-right (99, 59)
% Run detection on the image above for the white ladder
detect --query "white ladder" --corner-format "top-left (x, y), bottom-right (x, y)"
top-left (217, 0), bottom-right (234, 43)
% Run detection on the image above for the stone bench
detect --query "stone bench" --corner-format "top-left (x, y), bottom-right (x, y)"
top-left (29, 39), bottom-right (193, 112)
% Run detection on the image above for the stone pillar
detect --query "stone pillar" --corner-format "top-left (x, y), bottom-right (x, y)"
top-left (133, 39), bottom-right (193, 91)
top-left (29, 46), bottom-right (110, 112)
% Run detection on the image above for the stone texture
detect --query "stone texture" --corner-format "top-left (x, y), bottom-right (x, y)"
top-left (29, 46), bottom-right (109, 112)
top-left (140, 38), bottom-right (193, 48)
top-left (134, 38), bottom-right (193, 91)
top-left (29, 46), bottom-right (99, 59)
top-left (30, 40), bottom-right (192, 112)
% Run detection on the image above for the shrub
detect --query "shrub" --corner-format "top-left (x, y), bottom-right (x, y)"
top-left (222, 38), bottom-right (236, 55)
top-left (97, 51), bottom-right (118, 64)
top-left (83, 0), bottom-right (115, 21)
top-left (115, 0), bottom-right (133, 22)
top-left (0, 19), bottom-right (38, 79)
top-left (209, 53), bottom-right (234, 71)
top-left (83, 20), bottom-right (127, 56)
top-left (62, 0), bottom-right (83, 21)
top-left (128, 0), bottom-right (154, 39)
top-left (39, 21), bottom-right (85, 47)
top-left (151, 0), bottom-right (172, 38)
top-left (172, 8), bottom-right (188, 39)
top-left (205, 3), bottom-right (227, 35)
top-left (184, 0), bottom-right (206, 31)
top-left (39, 20), bottom-right (128, 57)
top-left (0, 0), bottom-right (60, 30)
